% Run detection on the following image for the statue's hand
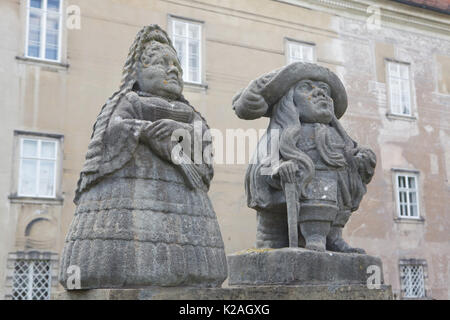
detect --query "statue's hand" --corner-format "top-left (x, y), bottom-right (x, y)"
top-left (273, 160), bottom-right (299, 184)
top-left (145, 119), bottom-right (191, 140)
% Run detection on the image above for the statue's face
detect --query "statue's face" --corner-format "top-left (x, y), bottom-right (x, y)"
top-left (293, 79), bottom-right (334, 124)
top-left (136, 42), bottom-right (184, 99)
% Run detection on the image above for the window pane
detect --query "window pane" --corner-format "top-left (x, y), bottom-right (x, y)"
top-left (174, 39), bottom-right (186, 71)
top-left (173, 21), bottom-right (186, 37)
top-left (390, 78), bottom-right (401, 114)
top-left (23, 140), bottom-right (38, 157)
top-left (28, 46), bottom-right (40, 58)
top-left (409, 191), bottom-right (417, 204)
top-left (304, 46), bottom-right (314, 62)
top-left (398, 176), bottom-right (406, 188)
top-left (41, 141), bottom-right (56, 159)
top-left (290, 44), bottom-right (301, 60)
top-left (45, 48), bottom-right (58, 60)
top-left (400, 65), bottom-right (409, 79)
top-left (188, 42), bottom-right (200, 83)
top-left (389, 62), bottom-right (399, 77)
top-left (28, 11), bottom-right (42, 58)
top-left (45, 14), bottom-right (59, 60)
top-left (47, 0), bottom-right (60, 12)
top-left (20, 159), bottom-right (38, 195)
top-left (401, 80), bottom-right (411, 115)
top-left (408, 177), bottom-right (416, 189)
top-left (30, 0), bottom-right (42, 9)
top-left (38, 160), bottom-right (55, 197)
top-left (409, 204), bottom-right (418, 217)
top-left (188, 24), bottom-right (200, 40)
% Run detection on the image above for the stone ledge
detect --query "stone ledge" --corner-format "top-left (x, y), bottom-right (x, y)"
top-left (53, 284), bottom-right (392, 300)
top-left (228, 248), bottom-right (384, 286)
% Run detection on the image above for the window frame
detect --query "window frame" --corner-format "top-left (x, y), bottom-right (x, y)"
top-left (399, 259), bottom-right (428, 299)
top-left (18, 137), bottom-right (58, 199)
top-left (285, 39), bottom-right (316, 65)
top-left (394, 171), bottom-right (421, 220)
top-left (12, 259), bottom-right (52, 300)
top-left (25, 0), bottom-right (63, 63)
top-left (386, 60), bottom-right (413, 117)
top-left (11, 131), bottom-right (64, 202)
top-left (169, 16), bottom-right (203, 85)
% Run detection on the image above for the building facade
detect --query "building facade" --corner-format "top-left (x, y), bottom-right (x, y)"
top-left (0, 0), bottom-right (449, 299)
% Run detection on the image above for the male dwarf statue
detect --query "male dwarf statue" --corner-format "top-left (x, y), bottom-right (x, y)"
top-left (232, 63), bottom-right (376, 253)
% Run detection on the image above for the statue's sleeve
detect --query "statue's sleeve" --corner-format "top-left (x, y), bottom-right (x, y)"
top-left (232, 69), bottom-right (279, 120)
top-left (100, 93), bottom-right (147, 175)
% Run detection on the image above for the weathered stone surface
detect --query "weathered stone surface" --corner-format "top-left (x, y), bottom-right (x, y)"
top-left (59, 25), bottom-right (227, 289)
top-left (54, 284), bottom-right (392, 300)
top-left (232, 62), bottom-right (377, 253)
top-left (228, 248), bottom-right (384, 286)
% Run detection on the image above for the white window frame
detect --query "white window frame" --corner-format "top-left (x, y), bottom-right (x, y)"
top-left (387, 61), bottom-right (412, 117)
top-left (25, 0), bottom-right (63, 62)
top-left (286, 40), bottom-right (315, 64)
top-left (400, 262), bottom-right (426, 299)
top-left (394, 172), bottom-right (420, 219)
top-left (12, 259), bottom-right (52, 300)
top-left (170, 17), bottom-right (203, 84)
top-left (18, 137), bottom-right (58, 199)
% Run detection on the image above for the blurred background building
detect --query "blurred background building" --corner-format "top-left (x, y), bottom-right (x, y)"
top-left (0, 0), bottom-right (449, 299)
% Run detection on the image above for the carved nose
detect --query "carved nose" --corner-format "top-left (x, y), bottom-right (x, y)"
top-left (312, 88), bottom-right (326, 98)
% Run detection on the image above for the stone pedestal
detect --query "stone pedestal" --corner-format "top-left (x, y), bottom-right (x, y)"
top-left (227, 248), bottom-right (385, 286)
top-left (54, 248), bottom-right (392, 300)
top-left (54, 284), bottom-right (392, 300)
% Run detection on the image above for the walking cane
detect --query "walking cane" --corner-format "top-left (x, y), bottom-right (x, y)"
top-left (279, 127), bottom-right (315, 248)
top-left (283, 182), bottom-right (299, 248)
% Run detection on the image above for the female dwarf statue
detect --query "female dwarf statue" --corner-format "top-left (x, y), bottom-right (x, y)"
top-left (233, 63), bottom-right (376, 253)
top-left (59, 25), bottom-right (227, 289)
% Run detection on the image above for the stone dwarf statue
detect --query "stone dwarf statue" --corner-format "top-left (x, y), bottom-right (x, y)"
top-left (232, 62), bottom-right (376, 253)
top-left (59, 25), bottom-right (227, 289)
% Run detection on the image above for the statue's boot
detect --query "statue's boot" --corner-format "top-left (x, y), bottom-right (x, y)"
top-left (299, 205), bottom-right (336, 252)
top-left (326, 210), bottom-right (366, 254)
top-left (256, 210), bottom-right (289, 248)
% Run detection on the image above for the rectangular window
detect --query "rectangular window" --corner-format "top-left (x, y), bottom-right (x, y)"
top-left (400, 264), bottom-right (426, 298)
top-left (18, 138), bottom-right (57, 198)
top-left (387, 61), bottom-right (411, 116)
top-left (395, 173), bottom-right (420, 218)
top-left (171, 18), bottom-right (202, 84)
top-left (26, 0), bottom-right (62, 61)
top-left (287, 41), bottom-right (315, 64)
top-left (12, 259), bottom-right (52, 300)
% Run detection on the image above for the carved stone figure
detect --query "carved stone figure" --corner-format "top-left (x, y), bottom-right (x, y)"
top-left (59, 25), bottom-right (227, 289)
top-left (232, 62), bottom-right (376, 253)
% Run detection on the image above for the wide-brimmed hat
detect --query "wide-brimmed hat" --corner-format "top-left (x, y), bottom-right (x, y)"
top-left (235, 62), bottom-right (348, 120)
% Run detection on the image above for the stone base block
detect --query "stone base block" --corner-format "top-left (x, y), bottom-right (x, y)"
top-left (228, 248), bottom-right (385, 286)
top-left (54, 284), bottom-right (392, 300)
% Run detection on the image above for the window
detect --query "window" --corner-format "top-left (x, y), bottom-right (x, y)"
top-left (387, 61), bottom-right (411, 116)
top-left (286, 41), bottom-right (315, 64)
top-left (171, 18), bottom-right (202, 84)
top-left (400, 264), bottom-right (426, 298)
top-left (395, 173), bottom-right (420, 218)
top-left (12, 259), bottom-right (52, 300)
top-left (26, 0), bottom-right (62, 61)
top-left (18, 138), bottom-right (58, 198)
